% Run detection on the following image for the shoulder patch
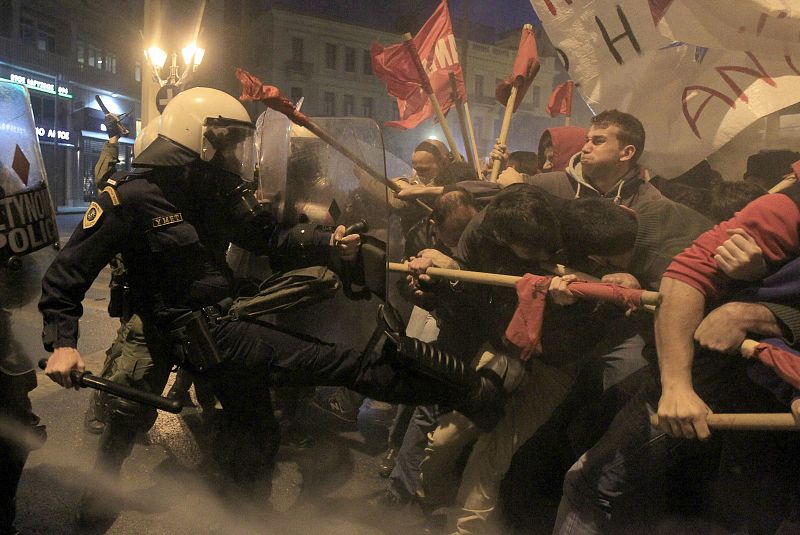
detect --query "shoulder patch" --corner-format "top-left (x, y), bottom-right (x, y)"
top-left (152, 213), bottom-right (184, 228)
top-left (101, 186), bottom-right (120, 206)
top-left (83, 202), bottom-right (104, 229)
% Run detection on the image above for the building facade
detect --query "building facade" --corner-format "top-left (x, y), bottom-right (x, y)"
top-left (0, 0), bottom-right (143, 211)
top-left (243, 6), bottom-right (582, 165)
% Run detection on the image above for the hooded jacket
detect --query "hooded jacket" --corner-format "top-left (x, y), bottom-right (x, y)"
top-left (523, 152), bottom-right (662, 208)
top-left (538, 126), bottom-right (587, 172)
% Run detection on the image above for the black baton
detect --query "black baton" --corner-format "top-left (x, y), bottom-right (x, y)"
top-left (38, 358), bottom-right (182, 414)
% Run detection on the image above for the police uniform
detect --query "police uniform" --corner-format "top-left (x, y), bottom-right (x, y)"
top-left (39, 165), bottom-right (469, 494)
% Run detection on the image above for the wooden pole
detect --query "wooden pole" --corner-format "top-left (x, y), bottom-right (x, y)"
top-left (388, 262), bottom-right (660, 307)
top-left (449, 72), bottom-right (481, 179)
top-left (489, 23), bottom-right (536, 182)
top-left (402, 33), bottom-right (463, 161)
top-left (462, 101), bottom-right (482, 176)
top-left (489, 84), bottom-right (519, 182)
top-left (650, 413), bottom-right (799, 431)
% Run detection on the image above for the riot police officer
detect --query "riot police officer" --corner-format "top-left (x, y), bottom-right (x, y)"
top-left (40, 87), bottom-right (517, 524)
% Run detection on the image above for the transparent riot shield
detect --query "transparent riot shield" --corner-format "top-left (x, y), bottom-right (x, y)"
top-left (228, 114), bottom-right (398, 352)
top-left (0, 81), bottom-right (60, 375)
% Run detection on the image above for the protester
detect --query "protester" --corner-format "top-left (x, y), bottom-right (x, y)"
top-left (553, 183), bottom-right (800, 534)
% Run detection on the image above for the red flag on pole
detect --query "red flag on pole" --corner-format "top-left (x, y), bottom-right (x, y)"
top-left (235, 68), bottom-right (312, 128)
top-left (495, 25), bottom-right (539, 112)
top-left (546, 80), bottom-right (575, 118)
top-left (371, 0), bottom-right (466, 130)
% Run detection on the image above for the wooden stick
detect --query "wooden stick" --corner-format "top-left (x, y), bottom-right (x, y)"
top-left (388, 262), bottom-right (660, 307)
top-left (489, 24), bottom-right (536, 182)
top-left (768, 173), bottom-right (797, 194)
top-left (402, 33), bottom-right (463, 161)
top-left (449, 72), bottom-right (481, 179)
top-left (490, 84), bottom-right (518, 182)
top-left (649, 413), bottom-right (799, 431)
top-left (462, 100), bottom-right (482, 177)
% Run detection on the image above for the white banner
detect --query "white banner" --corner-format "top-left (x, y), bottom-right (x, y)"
top-left (531, 0), bottom-right (800, 177)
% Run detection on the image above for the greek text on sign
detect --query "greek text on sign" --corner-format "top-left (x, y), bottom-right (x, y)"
top-left (0, 183), bottom-right (58, 257)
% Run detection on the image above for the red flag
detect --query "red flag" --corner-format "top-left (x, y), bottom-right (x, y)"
top-left (506, 273), bottom-right (645, 360)
top-left (235, 68), bottom-right (312, 129)
top-left (371, 0), bottom-right (466, 130)
top-left (546, 81), bottom-right (575, 118)
top-left (752, 341), bottom-right (800, 390)
top-left (495, 25), bottom-right (539, 112)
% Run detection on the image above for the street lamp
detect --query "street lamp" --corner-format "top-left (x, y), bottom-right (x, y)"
top-left (143, 41), bottom-right (205, 88)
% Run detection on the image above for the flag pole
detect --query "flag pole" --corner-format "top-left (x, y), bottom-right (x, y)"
top-left (462, 100), bottom-right (481, 175)
top-left (489, 23), bottom-right (535, 182)
top-left (449, 72), bottom-right (481, 179)
top-left (402, 33), bottom-right (463, 162)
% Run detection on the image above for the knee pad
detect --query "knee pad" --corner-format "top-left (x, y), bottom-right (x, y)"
top-left (105, 394), bottom-right (157, 433)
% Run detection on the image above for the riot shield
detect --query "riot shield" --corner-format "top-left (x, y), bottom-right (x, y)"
top-left (229, 115), bottom-right (397, 351)
top-left (0, 81), bottom-right (60, 375)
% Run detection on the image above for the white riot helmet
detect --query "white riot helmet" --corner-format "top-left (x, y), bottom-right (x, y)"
top-left (133, 87), bottom-right (256, 181)
top-left (133, 116), bottom-right (160, 158)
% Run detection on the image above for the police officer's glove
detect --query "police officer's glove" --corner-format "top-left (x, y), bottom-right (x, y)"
top-left (104, 113), bottom-right (129, 139)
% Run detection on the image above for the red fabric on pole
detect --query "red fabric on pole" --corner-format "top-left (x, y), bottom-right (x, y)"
top-left (506, 274), bottom-right (646, 359)
top-left (753, 342), bottom-right (800, 390)
top-left (546, 81), bottom-right (575, 118)
top-left (505, 274), bottom-right (551, 360)
top-left (495, 26), bottom-right (539, 112)
top-left (235, 68), bottom-right (312, 129)
top-left (371, 0), bottom-right (466, 130)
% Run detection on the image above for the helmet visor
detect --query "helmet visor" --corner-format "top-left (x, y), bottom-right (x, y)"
top-left (201, 117), bottom-right (256, 182)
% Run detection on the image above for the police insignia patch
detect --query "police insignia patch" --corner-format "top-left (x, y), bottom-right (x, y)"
top-left (82, 202), bottom-right (103, 229)
top-left (152, 213), bottom-right (183, 228)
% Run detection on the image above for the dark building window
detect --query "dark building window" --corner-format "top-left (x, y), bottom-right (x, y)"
top-left (325, 43), bottom-right (337, 69)
top-left (475, 75), bottom-right (484, 97)
top-left (291, 37), bottom-right (304, 62)
top-left (323, 91), bottom-right (336, 115)
top-left (291, 87), bottom-right (303, 102)
top-left (362, 97), bottom-right (373, 118)
top-left (106, 53), bottom-right (117, 73)
top-left (362, 50), bottom-right (372, 75)
top-left (531, 86), bottom-right (541, 108)
top-left (344, 47), bottom-right (355, 73)
top-left (343, 94), bottom-right (354, 115)
top-left (20, 16), bottom-right (55, 52)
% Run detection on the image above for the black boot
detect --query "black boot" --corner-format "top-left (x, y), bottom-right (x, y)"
top-left (388, 335), bottom-right (523, 432)
top-left (75, 419), bottom-right (137, 526)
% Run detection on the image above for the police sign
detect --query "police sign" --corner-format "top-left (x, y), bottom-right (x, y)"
top-left (0, 183), bottom-right (58, 257)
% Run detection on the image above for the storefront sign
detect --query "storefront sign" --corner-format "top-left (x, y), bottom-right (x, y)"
top-left (3, 73), bottom-right (72, 98)
top-left (35, 126), bottom-right (70, 141)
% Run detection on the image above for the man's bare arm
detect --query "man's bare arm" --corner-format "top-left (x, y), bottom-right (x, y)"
top-left (654, 276), bottom-right (711, 440)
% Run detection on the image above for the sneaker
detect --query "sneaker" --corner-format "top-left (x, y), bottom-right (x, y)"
top-left (378, 448), bottom-right (398, 478)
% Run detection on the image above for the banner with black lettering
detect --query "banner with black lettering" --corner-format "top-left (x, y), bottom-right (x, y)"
top-left (0, 182), bottom-right (58, 258)
top-left (530, 0), bottom-right (800, 177)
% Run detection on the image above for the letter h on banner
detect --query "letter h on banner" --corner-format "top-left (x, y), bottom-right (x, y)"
top-left (595, 5), bottom-right (642, 65)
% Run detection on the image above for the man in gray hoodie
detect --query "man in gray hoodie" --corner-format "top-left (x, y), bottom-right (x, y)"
top-left (494, 109), bottom-right (662, 209)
